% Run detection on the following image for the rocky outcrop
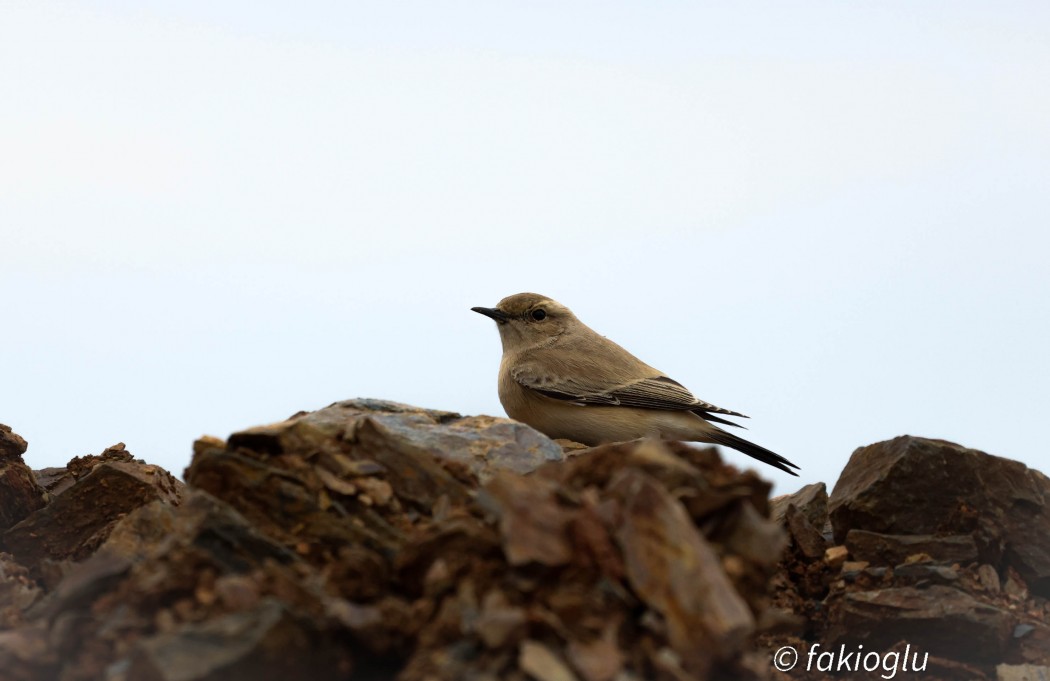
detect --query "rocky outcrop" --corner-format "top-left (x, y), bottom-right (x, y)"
top-left (0, 407), bottom-right (1047, 681)
top-left (828, 436), bottom-right (1050, 597)
top-left (766, 435), bottom-right (1050, 680)
top-left (0, 425), bottom-right (46, 533)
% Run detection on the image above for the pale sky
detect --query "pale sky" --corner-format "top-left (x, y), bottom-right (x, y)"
top-left (3, 1), bottom-right (1048, 492)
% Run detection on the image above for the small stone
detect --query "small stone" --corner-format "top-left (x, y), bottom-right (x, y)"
top-left (996, 663), bottom-right (1050, 681)
top-left (519, 640), bottom-right (580, 681)
top-left (825, 546), bottom-right (849, 569)
top-left (979, 564), bottom-right (1002, 594)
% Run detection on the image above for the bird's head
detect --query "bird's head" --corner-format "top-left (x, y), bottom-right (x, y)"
top-left (472, 292), bottom-right (578, 352)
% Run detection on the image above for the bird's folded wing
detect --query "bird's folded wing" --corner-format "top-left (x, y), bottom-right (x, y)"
top-left (512, 366), bottom-right (746, 418)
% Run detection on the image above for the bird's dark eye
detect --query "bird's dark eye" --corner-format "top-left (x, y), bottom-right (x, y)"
top-left (531, 309), bottom-right (547, 321)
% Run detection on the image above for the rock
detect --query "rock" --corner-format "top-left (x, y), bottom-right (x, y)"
top-left (1005, 568), bottom-right (1030, 600)
top-left (1008, 620), bottom-right (1050, 666)
top-left (519, 640), bottom-right (580, 681)
top-left (829, 436), bottom-right (1050, 596)
top-left (227, 398), bottom-right (565, 484)
top-left (0, 552), bottom-right (40, 625)
top-left (0, 425), bottom-right (46, 533)
top-left (845, 529), bottom-right (979, 566)
top-left (827, 584), bottom-right (1016, 663)
top-left (824, 545), bottom-right (848, 569)
top-left (480, 472), bottom-right (574, 567)
top-left (784, 504), bottom-right (827, 559)
top-left (997, 664), bottom-right (1050, 681)
top-left (891, 563), bottom-right (960, 585)
top-left (2, 446), bottom-right (183, 569)
top-left (771, 482), bottom-right (828, 529)
top-left (567, 628), bottom-right (623, 681)
top-left (127, 598), bottom-right (351, 681)
top-left (980, 564), bottom-right (1003, 593)
top-left (609, 468), bottom-right (754, 669)
top-left (5, 403), bottom-right (1048, 680)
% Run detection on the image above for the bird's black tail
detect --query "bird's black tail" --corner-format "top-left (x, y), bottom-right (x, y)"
top-left (706, 428), bottom-right (800, 476)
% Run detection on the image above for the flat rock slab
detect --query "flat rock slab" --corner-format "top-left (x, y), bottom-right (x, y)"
top-left (827, 584), bottom-right (1016, 663)
top-left (829, 436), bottom-right (1050, 596)
top-left (228, 398), bottom-right (565, 483)
top-left (845, 529), bottom-right (979, 566)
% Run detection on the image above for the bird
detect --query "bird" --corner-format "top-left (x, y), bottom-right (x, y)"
top-left (471, 292), bottom-right (799, 476)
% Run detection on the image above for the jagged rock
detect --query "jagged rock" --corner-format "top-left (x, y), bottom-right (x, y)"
top-left (609, 468), bottom-right (754, 669)
top-left (185, 399), bottom-right (568, 559)
top-left (827, 584), bottom-right (1016, 663)
top-left (1, 445), bottom-right (183, 569)
top-left (0, 425), bottom-right (46, 533)
top-left (771, 482), bottom-right (828, 529)
top-left (481, 472), bottom-right (575, 567)
top-left (4, 407), bottom-right (1049, 681)
top-left (829, 436), bottom-right (1050, 596)
top-left (845, 529), bottom-right (979, 566)
top-left (783, 504), bottom-right (827, 559)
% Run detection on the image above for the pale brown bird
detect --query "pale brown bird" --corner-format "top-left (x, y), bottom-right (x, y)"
top-left (472, 292), bottom-right (799, 476)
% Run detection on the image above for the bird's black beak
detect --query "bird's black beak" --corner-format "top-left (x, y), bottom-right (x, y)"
top-left (471, 306), bottom-right (509, 323)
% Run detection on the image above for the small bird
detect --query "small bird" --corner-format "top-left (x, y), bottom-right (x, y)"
top-left (472, 292), bottom-right (799, 476)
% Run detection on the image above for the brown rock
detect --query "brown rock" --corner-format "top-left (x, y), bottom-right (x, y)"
top-left (480, 472), bottom-right (574, 567)
top-left (609, 468), bottom-right (754, 669)
top-left (128, 598), bottom-right (351, 681)
top-left (824, 545), bottom-right (849, 569)
top-left (997, 664), bottom-right (1050, 681)
top-left (0, 552), bottom-right (40, 625)
top-left (979, 564), bottom-right (1003, 594)
top-left (784, 504), bottom-right (827, 559)
top-left (845, 529), bottom-right (979, 566)
top-left (771, 482), bottom-right (828, 529)
top-left (0, 425), bottom-right (46, 533)
top-left (226, 398), bottom-right (564, 485)
top-left (567, 628), bottom-right (624, 681)
top-left (1007, 620), bottom-right (1050, 666)
top-left (827, 584), bottom-right (1016, 663)
top-left (891, 562), bottom-right (960, 585)
top-left (519, 640), bottom-right (580, 681)
top-left (829, 436), bottom-right (1050, 596)
top-left (2, 451), bottom-right (183, 568)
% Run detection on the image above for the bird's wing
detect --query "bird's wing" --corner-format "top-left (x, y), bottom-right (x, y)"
top-left (511, 365), bottom-right (747, 419)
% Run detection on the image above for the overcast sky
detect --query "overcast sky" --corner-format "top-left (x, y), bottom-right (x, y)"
top-left (3, 1), bottom-right (1048, 493)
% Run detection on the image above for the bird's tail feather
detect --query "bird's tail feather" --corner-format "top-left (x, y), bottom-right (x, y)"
top-left (697, 411), bottom-right (746, 429)
top-left (706, 428), bottom-right (800, 476)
